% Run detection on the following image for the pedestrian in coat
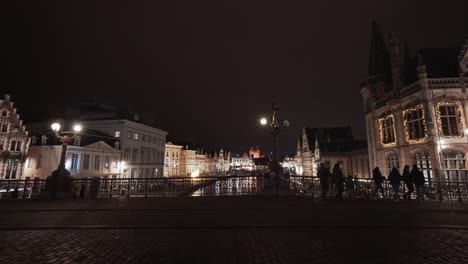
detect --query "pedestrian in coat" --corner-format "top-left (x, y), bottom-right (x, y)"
top-left (332, 163), bottom-right (345, 199)
top-left (388, 167), bottom-right (402, 201)
top-left (411, 165), bottom-right (425, 200)
top-left (372, 167), bottom-right (385, 199)
top-left (402, 165), bottom-right (414, 200)
top-left (318, 163), bottom-right (330, 201)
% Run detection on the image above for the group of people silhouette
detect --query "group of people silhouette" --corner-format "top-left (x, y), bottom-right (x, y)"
top-left (317, 162), bottom-right (427, 201)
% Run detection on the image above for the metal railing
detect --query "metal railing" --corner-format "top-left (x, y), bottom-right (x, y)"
top-left (0, 175), bottom-right (467, 202)
top-left (290, 176), bottom-right (468, 202)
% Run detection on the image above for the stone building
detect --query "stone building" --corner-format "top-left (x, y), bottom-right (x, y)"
top-left (292, 127), bottom-right (369, 178)
top-left (24, 130), bottom-right (121, 179)
top-left (84, 119), bottom-right (167, 178)
top-left (0, 95), bottom-right (29, 180)
top-left (360, 21), bottom-right (468, 182)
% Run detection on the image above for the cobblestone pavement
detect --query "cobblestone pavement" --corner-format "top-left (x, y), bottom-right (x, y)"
top-left (1, 197), bottom-right (468, 263)
top-left (1, 228), bottom-right (467, 264)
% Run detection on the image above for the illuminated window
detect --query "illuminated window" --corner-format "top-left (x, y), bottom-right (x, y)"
top-left (442, 150), bottom-right (467, 182)
top-left (27, 156), bottom-right (34, 169)
top-left (1, 123), bottom-right (8, 133)
top-left (10, 140), bottom-right (22, 151)
top-left (412, 151), bottom-right (432, 182)
top-left (379, 115), bottom-right (396, 145)
top-left (94, 155), bottom-right (101, 170)
top-left (36, 155), bottom-right (43, 169)
top-left (404, 105), bottom-right (426, 141)
top-left (115, 131), bottom-right (121, 138)
top-left (83, 154), bottom-right (90, 170)
top-left (438, 103), bottom-right (461, 137)
top-left (71, 153), bottom-right (79, 170)
top-left (134, 132), bottom-right (139, 140)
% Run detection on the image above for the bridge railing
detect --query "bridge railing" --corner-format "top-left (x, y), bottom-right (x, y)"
top-left (0, 175), bottom-right (262, 199)
top-left (289, 176), bottom-right (468, 202)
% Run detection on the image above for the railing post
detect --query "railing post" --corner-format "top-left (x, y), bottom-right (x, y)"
top-left (109, 178), bottom-right (113, 198)
top-left (5, 181), bottom-right (10, 199)
top-left (145, 178), bottom-right (148, 198)
top-left (127, 180), bottom-right (130, 198)
top-left (163, 178), bottom-right (166, 198)
top-left (438, 182), bottom-right (443, 203)
top-left (22, 178), bottom-right (30, 199)
top-left (457, 182), bottom-right (462, 203)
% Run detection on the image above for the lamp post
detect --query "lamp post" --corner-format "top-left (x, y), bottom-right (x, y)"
top-left (260, 102), bottom-right (289, 195)
top-left (45, 122), bottom-right (82, 199)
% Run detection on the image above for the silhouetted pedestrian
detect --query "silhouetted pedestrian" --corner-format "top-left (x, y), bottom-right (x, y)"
top-left (402, 165), bottom-right (414, 200)
top-left (411, 165), bottom-right (425, 200)
top-left (371, 167), bottom-right (384, 199)
top-left (388, 167), bottom-right (402, 201)
top-left (318, 163), bottom-right (330, 200)
top-left (332, 163), bottom-right (345, 199)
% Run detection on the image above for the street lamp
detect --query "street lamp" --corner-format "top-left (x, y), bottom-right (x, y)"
top-left (259, 102), bottom-right (289, 195)
top-left (45, 121), bottom-right (83, 199)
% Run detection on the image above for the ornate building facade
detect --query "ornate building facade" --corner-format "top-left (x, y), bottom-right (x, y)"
top-left (360, 22), bottom-right (468, 182)
top-left (0, 95), bottom-right (29, 180)
top-left (289, 127), bottom-right (369, 178)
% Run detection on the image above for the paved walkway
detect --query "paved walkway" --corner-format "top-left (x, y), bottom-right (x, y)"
top-left (1, 197), bottom-right (468, 263)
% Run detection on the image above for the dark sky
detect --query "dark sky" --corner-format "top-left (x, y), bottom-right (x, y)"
top-left (3, 0), bottom-right (468, 155)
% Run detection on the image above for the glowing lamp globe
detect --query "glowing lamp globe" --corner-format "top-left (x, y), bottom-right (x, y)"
top-left (51, 122), bottom-right (61, 132)
top-left (73, 124), bottom-right (82, 133)
top-left (260, 118), bottom-right (268, 126)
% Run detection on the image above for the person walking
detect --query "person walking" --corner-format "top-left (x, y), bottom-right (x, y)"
top-left (411, 165), bottom-right (425, 200)
top-left (371, 167), bottom-right (384, 199)
top-left (332, 163), bottom-right (345, 199)
top-left (388, 167), bottom-right (402, 201)
top-left (318, 163), bottom-right (330, 201)
top-left (402, 165), bottom-right (414, 200)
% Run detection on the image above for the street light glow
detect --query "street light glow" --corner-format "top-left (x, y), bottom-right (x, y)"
top-left (260, 118), bottom-right (267, 126)
top-left (51, 122), bottom-right (61, 132)
top-left (73, 124), bottom-right (82, 133)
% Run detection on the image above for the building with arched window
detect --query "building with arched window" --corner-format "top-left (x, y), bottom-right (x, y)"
top-left (360, 21), bottom-right (468, 181)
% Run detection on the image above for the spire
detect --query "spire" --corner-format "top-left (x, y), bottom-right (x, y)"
top-left (367, 20), bottom-right (392, 81)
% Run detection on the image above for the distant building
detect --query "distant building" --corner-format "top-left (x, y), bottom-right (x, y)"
top-left (249, 147), bottom-right (264, 158)
top-left (180, 145), bottom-right (196, 176)
top-left (360, 21), bottom-right (468, 182)
top-left (83, 119), bottom-right (167, 178)
top-left (164, 142), bottom-right (183, 177)
top-left (231, 152), bottom-right (254, 171)
top-left (0, 95), bottom-right (29, 180)
top-left (291, 127), bottom-right (369, 178)
top-left (24, 130), bottom-right (121, 179)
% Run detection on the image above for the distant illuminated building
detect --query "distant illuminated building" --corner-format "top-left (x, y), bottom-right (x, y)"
top-left (249, 147), bottom-right (264, 159)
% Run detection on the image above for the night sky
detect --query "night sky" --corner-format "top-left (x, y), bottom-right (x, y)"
top-left (3, 0), bottom-right (468, 155)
